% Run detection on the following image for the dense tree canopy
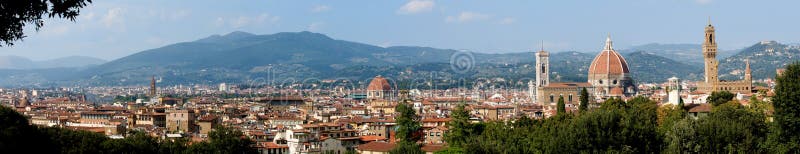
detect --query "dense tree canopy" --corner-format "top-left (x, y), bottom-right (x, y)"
top-left (0, 0), bottom-right (92, 46)
top-left (0, 105), bottom-right (255, 153)
top-left (579, 87), bottom-right (589, 112)
top-left (773, 62), bottom-right (800, 152)
top-left (708, 91), bottom-right (735, 106)
top-left (391, 101), bottom-right (424, 154)
top-left (556, 96), bottom-right (566, 114)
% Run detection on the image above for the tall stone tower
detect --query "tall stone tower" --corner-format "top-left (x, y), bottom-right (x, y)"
top-left (702, 20), bottom-right (719, 87)
top-left (535, 49), bottom-right (550, 88)
top-left (532, 48), bottom-right (550, 102)
top-left (149, 76), bottom-right (157, 97)
top-left (745, 59), bottom-right (752, 81)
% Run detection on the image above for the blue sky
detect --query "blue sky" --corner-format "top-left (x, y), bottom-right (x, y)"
top-left (1, 0), bottom-right (798, 61)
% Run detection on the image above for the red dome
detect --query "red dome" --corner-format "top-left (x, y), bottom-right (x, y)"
top-left (367, 75), bottom-right (392, 91)
top-left (589, 36), bottom-right (630, 75)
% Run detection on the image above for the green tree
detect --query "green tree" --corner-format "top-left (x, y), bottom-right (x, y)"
top-left (444, 103), bottom-right (472, 148)
top-left (557, 96), bottom-right (566, 114)
top-left (708, 91), bottom-right (735, 106)
top-left (600, 97), bottom-right (627, 110)
top-left (0, 0), bottom-right (92, 46)
top-left (694, 102), bottom-right (768, 153)
top-left (205, 126), bottom-right (255, 154)
top-left (391, 102), bottom-right (423, 154)
top-left (579, 87), bottom-right (589, 112)
top-left (773, 62), bottom-right (800, 152)
top-left (0, 105), bottom-right (57, 153)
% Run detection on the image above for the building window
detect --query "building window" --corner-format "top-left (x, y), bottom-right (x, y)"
top-left (549, 95), bottom-right (554, 103)
top-left (599, 80), bottom-right (603, 84)
top-left (568, 94), bottom-right (573, 102)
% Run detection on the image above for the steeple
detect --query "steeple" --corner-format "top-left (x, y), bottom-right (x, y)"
top-left (745, 59), bottom-right (752, 81)
top-left (150, 76), bottom-right (157, 97)
top-left (604, 34), bottom-right (613, 51)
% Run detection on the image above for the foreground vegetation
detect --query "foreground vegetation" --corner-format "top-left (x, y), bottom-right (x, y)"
top-left (0, 105), bottom-right (255, 153)
top-left (429, 62), bottom-right (800, 153)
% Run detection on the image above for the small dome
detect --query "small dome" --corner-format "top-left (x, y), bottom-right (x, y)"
top-left (588, 36), bottom-right (630, 75)
top-left (367, 75), bottom-right (392, 91)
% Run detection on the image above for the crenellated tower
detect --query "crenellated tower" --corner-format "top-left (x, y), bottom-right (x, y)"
top-left (702, 19), bottom-right (719, 90)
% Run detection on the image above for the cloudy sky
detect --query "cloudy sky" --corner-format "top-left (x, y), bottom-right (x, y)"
top-left (1, 0), bottom-right (798, 61)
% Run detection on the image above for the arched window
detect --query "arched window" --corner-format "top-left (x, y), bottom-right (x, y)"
top-left (541, 65), bottom-right (546, 73)
top-left (568, 94), bottom-right (573, 102)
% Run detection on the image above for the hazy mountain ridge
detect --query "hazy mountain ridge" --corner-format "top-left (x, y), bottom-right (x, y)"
top-left (0, 55), bottom-right (107, 69)
top-left (0, 31), bottom-right (789, 87)
top-left (719, 41), bottom-right (800, 80)
top-left (620, 43), bottom-right (737, 65)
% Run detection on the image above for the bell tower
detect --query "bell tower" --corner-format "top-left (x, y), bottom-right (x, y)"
top-left (703, 18), bottom-right (719, 88)
top-left (535, 49), bottom-right (549, 88)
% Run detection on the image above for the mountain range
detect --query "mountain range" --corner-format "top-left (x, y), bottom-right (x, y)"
top-left (0, 31), bottom-right (796, 87)
top-left (0, 55), bottom-right (107, 69)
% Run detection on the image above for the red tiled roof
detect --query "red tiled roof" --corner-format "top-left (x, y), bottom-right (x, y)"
top-left (357, 142), bottom-right (395, 152)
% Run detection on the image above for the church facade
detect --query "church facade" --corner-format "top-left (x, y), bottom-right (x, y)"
top-left (695, 21), bottom-right (752, 94)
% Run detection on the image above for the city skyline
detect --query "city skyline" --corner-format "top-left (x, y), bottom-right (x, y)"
top-left (1, 0), bottom-right (799, 61)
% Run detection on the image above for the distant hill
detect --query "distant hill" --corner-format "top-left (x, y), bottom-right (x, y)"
top-left (624, 51), bottom-right (703, 82)
top-left (0, 31), bottom-right (788, 87)
top-left (719, 41), bottom-right (800, 80)
top-left (0, 55), bottom-right (106, 69)
top-left (621, 43), bottom-right (737, 65)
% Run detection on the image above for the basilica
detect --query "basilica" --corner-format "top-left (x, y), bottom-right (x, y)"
top-left (529, 35), bottom-right (636, 106)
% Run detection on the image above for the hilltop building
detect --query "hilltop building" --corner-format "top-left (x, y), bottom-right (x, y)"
top-left (695, 21), bottom-right (752, 94)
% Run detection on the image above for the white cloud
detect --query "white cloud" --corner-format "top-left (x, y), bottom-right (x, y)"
top-left (167, 10), bottom-right (190, 20)
top-left (397, 0), bottom-right (435, 14)
top-left (695, 0), bottom-right (712, 4)
top-left (101, 7), bottom-right (124, 27)
top-left (445, 12), bottom-right (491, 23)
top-left (311, 5), bottom-right (331, 13)
top-left (228, 13), bottom-right (280, 28)
top-left (214, 17), bottom-right (225, 27)
top-left (41, 25), bottom-right (70, 37)
top-left (308, 22), bottom-right (325, 31)
top-left (498, 17), bottom-right (516, 25)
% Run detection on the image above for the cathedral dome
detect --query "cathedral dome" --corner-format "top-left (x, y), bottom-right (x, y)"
top-left (588, 36), bottom-right (630, 75)
top-left (367, 75), bottom-right (392, 91)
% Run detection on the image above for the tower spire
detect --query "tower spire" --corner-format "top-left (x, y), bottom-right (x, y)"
top-left (604, 34), bottom-right (613, 51)
top-left (745, 59), bottom-right (752, 81)
top-left (708, 16), bottom-right (711, 26)
top-left (541, 40), bottom-right (544, 51)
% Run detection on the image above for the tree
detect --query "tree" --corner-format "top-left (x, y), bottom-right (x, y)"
top-left (693, 102), bottom-right (768, 153)
top-left (600, 97), bottom-right (627, 110)
top-left (579, 87), bottom-right (589, 112)
top-left (557, 96), bottom-right (566, 114)
top-left (444, 102), bottom-right (472, 148)
top-left (708, 91), bottom-right (735, 106)
top-left (0, 0), bottom-right (92, 46)
top-left (0, 105), bottom-right (56, 153)
top-left (391, 101), bottom-right (423, 154)
top-left (204, 126), bottom-right (255, 154)
top-left (773, 62), bottom-right (800, 151)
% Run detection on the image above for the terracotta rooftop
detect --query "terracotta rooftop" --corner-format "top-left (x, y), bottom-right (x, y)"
top-left (357, 142), bottom-right (395, 152)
